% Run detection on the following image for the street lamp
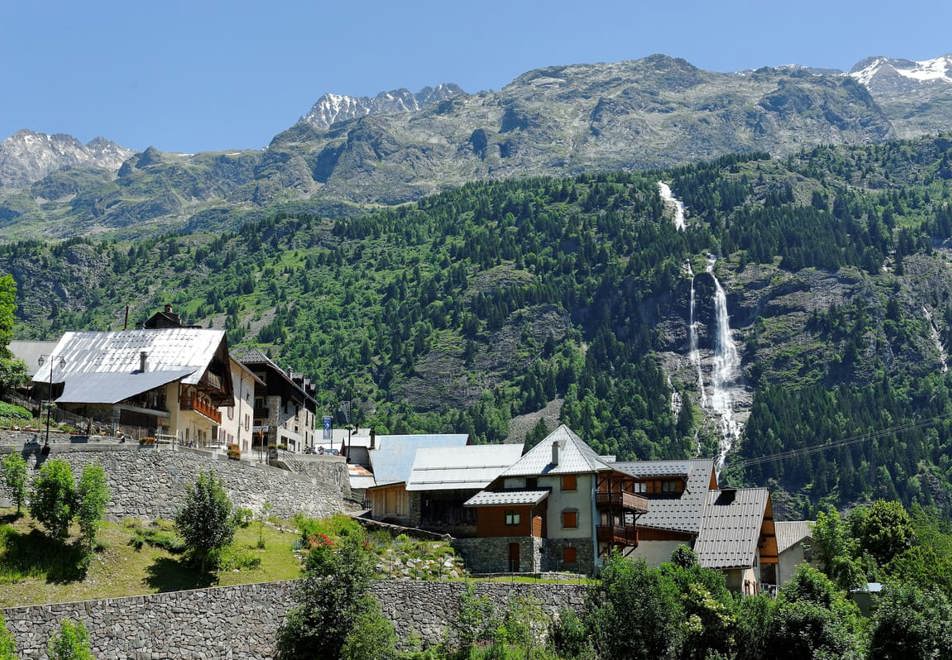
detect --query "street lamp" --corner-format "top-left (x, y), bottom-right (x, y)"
top-left (36, 354), bottom-right (66, 446)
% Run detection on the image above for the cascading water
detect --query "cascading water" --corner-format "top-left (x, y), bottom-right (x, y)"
top-left (707, 256), bottom-right (742, 468)
top-left (687, 262), bottom-right (708, 407)
top-left (658, 181), bottom-right (686, 231)
top-left (924, 306), bottom-right (949, 373)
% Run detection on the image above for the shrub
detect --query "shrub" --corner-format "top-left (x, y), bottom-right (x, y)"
top-left (0, 612), bottom-right (15, 660)
top-left (174, 471), bottom-right (236, 571)
top-left (869, 583), bottom-right (952, 659)
top-left (232, 507), bottom-right (253, 528)
top-left (76, 464), bottom-right (109, 550)
top-left (128, 522), bottom-right (186, 553)
top-left (47, 619), bottom-right (93, 660)
top-left (1, 452), bottom-right (28, 515)
top-left (339, 596), bottom-right (397, 660)
top-left (216, 546), bottom-right (262, 571)
top-left (0, 401), bottom-right (31, 421)
top-left (549, 608), bottom-right (591, 659)
top-left (30, 459), bottom-right (76, 539)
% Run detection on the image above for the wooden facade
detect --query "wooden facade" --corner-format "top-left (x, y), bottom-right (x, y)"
top-left (475, 503), bottom-right (546, 538)
top-left (368, 482), bottom-right (410, 522)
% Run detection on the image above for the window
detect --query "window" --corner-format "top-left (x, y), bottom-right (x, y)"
top-left (244, 414), bottom-right (250, 431)
top-left (562, 510), bottom-right (578, 529)
top-left (560, 474), bottom-right (577, 491)
top-left (563, 546), bottom-right (577, 564)
top-left (505, 511), bottom-right (521, 526)
top-left (633, 481), bottom-right (647, 493)
top-left (526, 478), bottom-right (538, 489)
top-left (227, 406), bottom-right (234, 421)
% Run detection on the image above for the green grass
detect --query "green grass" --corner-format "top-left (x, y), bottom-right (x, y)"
top-left (0, 509), bottom-right (302, 608)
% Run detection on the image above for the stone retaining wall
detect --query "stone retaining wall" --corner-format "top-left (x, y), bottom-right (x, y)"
top-left (1, 580), bottom-right (588, 658)
top-left (0, 441), bottom-right (348, 521)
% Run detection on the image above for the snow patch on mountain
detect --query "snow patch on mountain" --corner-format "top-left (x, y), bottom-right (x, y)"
top-left (0, 129), bottom-right (133, 188)
top-left (302, 83), bottom-right (466, 130)
top-left (849, 55), bottom-right (952, 86)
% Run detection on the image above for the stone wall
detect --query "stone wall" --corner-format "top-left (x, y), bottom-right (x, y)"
top-left (542, 538), bottom-right (596, 575)
top-left (454, 536), bottom-right (543, 573)
top-left (0, 440), bottom-right (348, 521)
top-left (272, 451), bottom-right (352, 501)
top-left (1, 580), bottom-right (588, 658)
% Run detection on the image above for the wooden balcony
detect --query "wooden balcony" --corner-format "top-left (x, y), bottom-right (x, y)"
top-left (596, 525), bottom-right (639, 546)
top-left (179, 394), bottom-right (222, 424)
top-left (596, 491), bottom-right (649, 513)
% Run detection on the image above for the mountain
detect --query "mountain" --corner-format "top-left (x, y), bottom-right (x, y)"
top-left (301, 84), bottom-right (466, 129)
top-left (2, 53), bottom-right (952, 240)
top-left (849, 55), bottom-right (952, 138)
top-left (6, 134), bottom-right (952, 518)
top-left (0, 129), bottom-right (132, 188)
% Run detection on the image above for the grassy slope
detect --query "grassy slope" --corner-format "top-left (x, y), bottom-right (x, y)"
top-left (0, 510), bottom-right (301, 608)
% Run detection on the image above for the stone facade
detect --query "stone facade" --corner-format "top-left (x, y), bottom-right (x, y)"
top-left (453, 536), bottom-right (543, 573)
top-left (272, 451), bottom-right (352, 501)
top-left (542, 537), bottom-right (596, 575)
top-left (1, 580), bottom-right (588, 658)
top-left (0, 440), bottom-right (348, 521)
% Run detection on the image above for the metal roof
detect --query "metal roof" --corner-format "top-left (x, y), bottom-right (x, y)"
top-left (611, 458), bottom-right (716, 534)
top-left (406, 444), bottom-right (525, 492)
top-left (232, 348), bottom-right (317, 405)
top-left (57, 369), bottom-right (194, 405)
top-left (775, 520), bottom-right (814, 554)
top-left (500, 425), bottom-right (610, 477)
top-left (9, 340), bottom-right (58, 377)
top-left (368, 434), bottom-right (470, 486)
top-left (465, 489), bottom-right (550, 507)
top-left (33, 329), bottom-right (226, 387)
top-left (694, 488), bottom-right (770, 569)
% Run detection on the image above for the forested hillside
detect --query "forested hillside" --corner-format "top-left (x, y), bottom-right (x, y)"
top-left (4, 134), bottom-right (952, 518)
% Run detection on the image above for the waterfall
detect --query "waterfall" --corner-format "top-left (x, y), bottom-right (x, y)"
top-left (687, 262), bottom-right (708, 407)
top-left (658, 182), bottom-right (686, 231)
top-left (707, 256), bottom-right (742, 468)
top-left (924, 306), bottom-right (949, 373)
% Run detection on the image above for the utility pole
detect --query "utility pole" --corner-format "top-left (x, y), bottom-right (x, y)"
top-left (37, 354), bottom-right (65, 446)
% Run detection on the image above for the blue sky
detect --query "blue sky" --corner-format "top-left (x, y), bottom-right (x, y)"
top-left (2, 0), bottom-right (950, 152)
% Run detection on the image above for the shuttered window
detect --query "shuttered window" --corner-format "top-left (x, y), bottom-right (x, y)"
top-left (562, 510), bottom-right (578, 529)
top-left (563, 546), bottom-right (577, 564)
top-left (561, 474), bottom-right (577, 491)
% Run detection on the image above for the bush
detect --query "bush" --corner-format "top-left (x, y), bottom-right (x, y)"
top-left (339, 596), bottom-right (397, 660)
top-left (549, 608), bottom-right (591, 659)
top-left (216, 546), bottom-right (262, 571)
top-left (0, 401), bottom-right (31, 421)
top-left (47, 619), bottom-right (93, 660)
top-left (1, 452), bottom-right (28, 515)
top-left (232, 507), bottom-right (253, 528)
top-left (30, 459), bottom-right (76, 539)
top-left (292, 513), bottom-right (363, 548)
top-left (869, 583), bottom-right (952, 659)
top-left (174, 471), bottom-right (236, 571)
top-left (0, 612), bottom-right (15, 660)
top-left (277, 534), bottom-right (375, 659)
top-left (128, 521), bottom-right (186, 553)
top-left (76, 464), bottom-right (109, 550)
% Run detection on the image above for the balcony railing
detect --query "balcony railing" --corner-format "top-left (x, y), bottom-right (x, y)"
top-left (596, 491), bottom-right (649, 513)
top-left (179, 394), bottom-right (222, 424)
top-left (596, 525), bottom-right (639, 546)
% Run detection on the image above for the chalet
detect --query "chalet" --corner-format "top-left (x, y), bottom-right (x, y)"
top-left (611, 458), bottom-right (779, 593)
top-left (775, 520), bottom-right (814, 586)
top-left (32, 328), bottom-right (234, 444)
top-left (461, 425), bottom-right (649, 575)
top-left (232, 349), bottom-right (318, 454)
top-left (365, 433), bottom-right (470, 523)
top-left (216, 358), bottom-right (263, 455)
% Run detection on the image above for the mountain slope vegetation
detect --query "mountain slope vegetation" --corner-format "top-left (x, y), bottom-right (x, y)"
top-left (4, 134), bottom-right (952, 518)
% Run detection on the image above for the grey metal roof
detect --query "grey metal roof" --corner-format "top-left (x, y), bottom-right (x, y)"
top-left (232, 347), bottom-right (317, 405)
top-left (9, 340), bottom-right (58, 377)
top-left (57, 369), bottom-right (194, 405)
top-left (465, 489), bottom-right (550, 507)
top-left (406, 444), bottom-right (525, 492)
top-left (500, 425), bottom-right (610, 477)
top-left (775, 520), bottom-right (814, 554)
top-left (33, 329), bottom-right (226, 387)
top-left (611, 458), bottom-right (716, 534)
top-left (694, 488), bottom-right (771, 569)
top-left (368, 434), bottom-right (470, 486)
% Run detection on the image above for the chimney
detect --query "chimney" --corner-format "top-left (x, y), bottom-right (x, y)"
top-left (370, 428), bottom-right (376, 450)
top-left (164, 304), bottom-right (173, 314)
top-left (552, 440), bottom-right (560, 466)
top-left (139, 351), bottom-right (148, 373)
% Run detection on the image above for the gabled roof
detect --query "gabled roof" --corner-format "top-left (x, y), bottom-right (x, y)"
top-left (694, 488), bottom-right (771, 569)
top-left (775, 520), bottom-right (814, 553)
top-left (9, 340), bottom-right (59, 377)
top-left (368, 434), bottom-right (470, 487)
top-left (407, 444), bottom-right (525, 492)
top-left (57, 369), bottom-right (195, 404)
top-left (500, 425), bottom-right (610, 477)
top-left (611, 458), bottom-right (716, 534)
top-left (232, 348), bottom-right (317, 406)
top-left (465, 490), bottom-right (550, 507)
top-left (33, 329), bottom-right (228, 398)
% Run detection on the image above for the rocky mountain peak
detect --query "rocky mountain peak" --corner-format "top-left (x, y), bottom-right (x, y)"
top-left (0, 129), bottom-right (133, 188)
top-left (849, 55), bottom-right (952, 88)
top-left (301, 83), bottom-right (466, 130)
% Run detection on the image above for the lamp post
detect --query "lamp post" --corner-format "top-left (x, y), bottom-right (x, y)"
top-left (36, 354), bottom-right (66, 446)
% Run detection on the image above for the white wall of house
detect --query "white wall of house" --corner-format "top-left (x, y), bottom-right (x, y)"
top-left (778, 541), bottom-right (807, 585)
top-left (538, 473), bottom-right (593, 540)
top-left (628, 539), bottom-right (685, 567)
top-left (219, 360), bottom-right (256, 453)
